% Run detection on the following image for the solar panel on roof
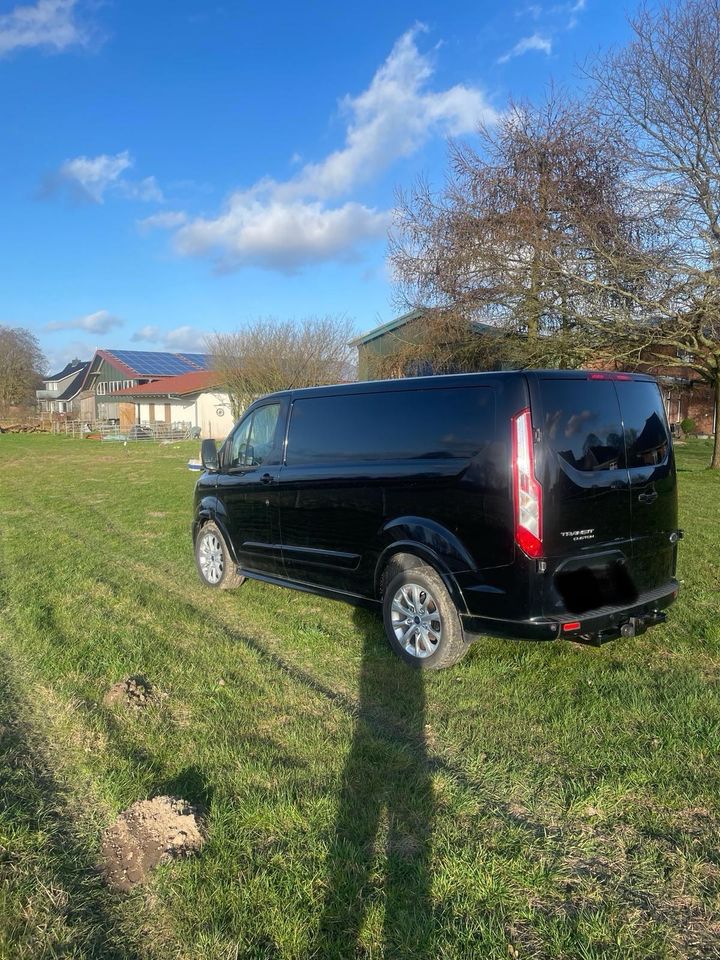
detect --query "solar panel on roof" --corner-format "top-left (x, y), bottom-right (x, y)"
top-left (109, 350), bottom-right (210, 376)
top-left (180, 353), bottom-right (210, 369)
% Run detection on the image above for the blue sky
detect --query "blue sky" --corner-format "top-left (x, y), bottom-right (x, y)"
top-left (0, 0), bottom-right (636, 373)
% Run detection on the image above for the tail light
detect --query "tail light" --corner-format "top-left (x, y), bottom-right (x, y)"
top-left (588, 372), bottom-right (632, 380)
top-left (511, 408), bottom-right (543, 558)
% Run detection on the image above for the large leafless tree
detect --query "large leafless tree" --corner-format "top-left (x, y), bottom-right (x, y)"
top-left (389, 92), bottom-right (655, 375)
top-left (591, 0), bottom-right (720, 467)
top-left (0, 326), bottom-right (45, 414)
top-left (208, 315), bottom-right (355, 417)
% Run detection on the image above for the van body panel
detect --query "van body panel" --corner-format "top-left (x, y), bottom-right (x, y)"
top-left (193, 369), bottom-right (680, 647)
top-left (276, 382), bottom-right (519, 593)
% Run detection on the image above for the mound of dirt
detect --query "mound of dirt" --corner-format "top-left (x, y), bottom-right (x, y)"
top-left (101, 795), bottom-right (206, 892)
top-left (103, 675), bottom-right (162, 710)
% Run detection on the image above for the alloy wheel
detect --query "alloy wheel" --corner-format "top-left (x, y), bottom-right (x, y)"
top-left (390, 582), bottom-right (443, 658)
top-left (198, 532), bottom-right (224, 584)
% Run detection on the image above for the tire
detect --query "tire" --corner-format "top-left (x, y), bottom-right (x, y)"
top-left (382, 562), bottom-right (468, 669)
top-left (194, 521), bottom-right (245, 590)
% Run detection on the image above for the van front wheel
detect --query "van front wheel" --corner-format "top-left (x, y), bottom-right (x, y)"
top-left (195, 521), bottom-right (245, 590)
top-left (382, 564), bottom-right (467, 669)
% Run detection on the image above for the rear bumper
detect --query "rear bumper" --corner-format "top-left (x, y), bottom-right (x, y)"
top-left (461, 580), bottom-right (679, 643)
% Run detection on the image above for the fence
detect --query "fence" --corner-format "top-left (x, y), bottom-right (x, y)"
top-left (52, 420), bottom-right (195, 441)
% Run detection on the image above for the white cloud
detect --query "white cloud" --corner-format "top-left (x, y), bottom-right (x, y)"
top-left (130, 325), bottom-right (161, 342)
top-left (0, 0), bottom-right (89, 57)
top-left (45, 309), bottom-right (123, 334)
top-left (498, 32), bottom-right (552, 63)
top-left (163, 325), bottom-right (209, 352)
top-left (130, 324), bottom-right (208, 352)
top-left (173, 199), bottom-right (390, 273)
top-left (148, 25), bottom-right (498, 272)
top-left (43, 338), bottom-right (95, 374)
top-left (565, 0), bottom-right (587, 28)
top-left (121, 176), bottom-right (164, 203)
top-left (273, 25), bottom-right (499, 202)
top-left (58, 151), bottom-right (132, 202)
top-left (137, 210), bottom-right (188, 232)
top-left (53, 150), bottom-right (164, 204)
top-left (518, 4), bottom-right (544, 19)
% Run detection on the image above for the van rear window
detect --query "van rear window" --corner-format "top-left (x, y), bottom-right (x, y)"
top-left (540, 380), bottom-right (624, 472)
top-left (286, 387), bottom-right (493, 465)
top-left (615, 381), bottom-right (670, 467)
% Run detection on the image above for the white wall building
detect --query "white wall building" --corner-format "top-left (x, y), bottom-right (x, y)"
top-left (112, 371), bottom-right (233, 439)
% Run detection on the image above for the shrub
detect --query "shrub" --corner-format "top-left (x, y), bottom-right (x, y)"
top-left (681, 417), bottom-right (696, 435)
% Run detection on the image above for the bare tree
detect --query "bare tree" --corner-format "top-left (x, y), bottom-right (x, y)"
top-left (208, 315), bottom-right (356, 417)
top-left (389, 91), bottom-right (650, 374)
top-left (592, 0), bottom-right (720, 467)
top-left (0, 326), bottom-right (45, 414)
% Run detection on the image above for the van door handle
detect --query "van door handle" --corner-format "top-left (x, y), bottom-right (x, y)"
top-left (638, 490), bottom-right (658, 504)
top-left (260, 473), bottom-right (274, 485)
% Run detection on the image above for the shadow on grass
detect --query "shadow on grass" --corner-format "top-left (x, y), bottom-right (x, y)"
top-left (0, 668), bottom-right (142, 960)
top-left (313, 608), bottom-right (435, 959)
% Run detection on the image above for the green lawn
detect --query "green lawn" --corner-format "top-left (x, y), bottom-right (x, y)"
top-left (0, 435), bottom-right (718, 960)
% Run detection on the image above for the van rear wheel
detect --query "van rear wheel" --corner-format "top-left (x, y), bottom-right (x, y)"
top-left (382, 563), bottom-right (467, 669)
top-left (195, 521), bottom-right (245, 590)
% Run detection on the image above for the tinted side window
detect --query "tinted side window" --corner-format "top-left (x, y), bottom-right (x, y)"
top-left (227, 403), bottom-right (280, 468)
top-left (286, 388), bottom-right (493, 465)
top-left (540, 380), bottom-right (624, 471)
top-left (616, 381), bottom-right (670, 467)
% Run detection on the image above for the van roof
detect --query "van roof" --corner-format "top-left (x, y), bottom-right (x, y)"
top-left (258, 369), bottom-right (658, 404)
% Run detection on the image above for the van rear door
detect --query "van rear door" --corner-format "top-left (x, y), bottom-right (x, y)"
top-left (615, 379), bottom-right (677, 592)
top-left (533, 376), bottom-right (631, 559)
top-left (532, 375), bottom-right (637, 616)
top-left (532, 374), bottom-right (677, 617)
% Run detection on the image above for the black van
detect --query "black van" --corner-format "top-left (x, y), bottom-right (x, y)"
top-left (193, 371), bottom-right (681, 669)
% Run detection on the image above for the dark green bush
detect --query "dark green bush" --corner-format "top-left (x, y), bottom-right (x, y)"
top-left (681, 417), bottom-right (696, 435)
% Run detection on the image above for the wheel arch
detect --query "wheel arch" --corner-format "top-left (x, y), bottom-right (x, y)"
top-left (193, 498), bottom-right (239, 566)
top-left (374, 543), bottom-right (468, 615)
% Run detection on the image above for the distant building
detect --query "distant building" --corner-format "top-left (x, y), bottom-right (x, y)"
top-left (349, 309), bottom-right (427, 380)
top-left (75, 349), bottom-right (210, 422)
top-left (351, 311), bottom-right (717, 434)
top-left (349, 309), bottom-right (504, 380)
top-left (639, 366), bottom-right (716, 435)
top-left (36, 359), bottom-right (91, 415)
top-left (108, 370), bottom-right (232, 438)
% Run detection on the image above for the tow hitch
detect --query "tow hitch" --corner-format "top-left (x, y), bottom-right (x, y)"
top-left (620, 617), bottom-right (646, 638)
top-left (620, 610), bottom-right (667, 637)
top-left (569, 609), bottom-right (668, 645)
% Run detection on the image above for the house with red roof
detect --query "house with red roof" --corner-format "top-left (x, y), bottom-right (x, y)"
top-left (69, 348), bottom-right (211, 422)
top-left (107, 369), bottom-right (232, 439)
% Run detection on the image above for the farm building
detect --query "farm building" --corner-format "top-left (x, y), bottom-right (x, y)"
top-left (109, 370), bottom-right (232, 439)
top-left (71, 349), bottom-right (211, 422)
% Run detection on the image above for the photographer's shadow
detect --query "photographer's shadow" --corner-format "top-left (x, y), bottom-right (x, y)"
top-left (314, 606), bottom-right (435, 959)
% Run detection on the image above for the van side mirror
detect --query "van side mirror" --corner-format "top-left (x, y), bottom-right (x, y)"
top-left (200, 438), bottom-right (219, 471)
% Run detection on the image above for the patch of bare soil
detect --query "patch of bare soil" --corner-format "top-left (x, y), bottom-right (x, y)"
top-left (103, 675), bottom-right (163, 710)
top-left (101, 795), bottom-right (206, 892)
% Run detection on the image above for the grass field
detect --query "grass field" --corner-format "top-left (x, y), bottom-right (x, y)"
top-left (0, 434), bottom-right (718, 960)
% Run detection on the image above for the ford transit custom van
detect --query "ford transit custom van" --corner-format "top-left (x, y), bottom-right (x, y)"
top-left (193, 371), bottom-right (680, 668)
